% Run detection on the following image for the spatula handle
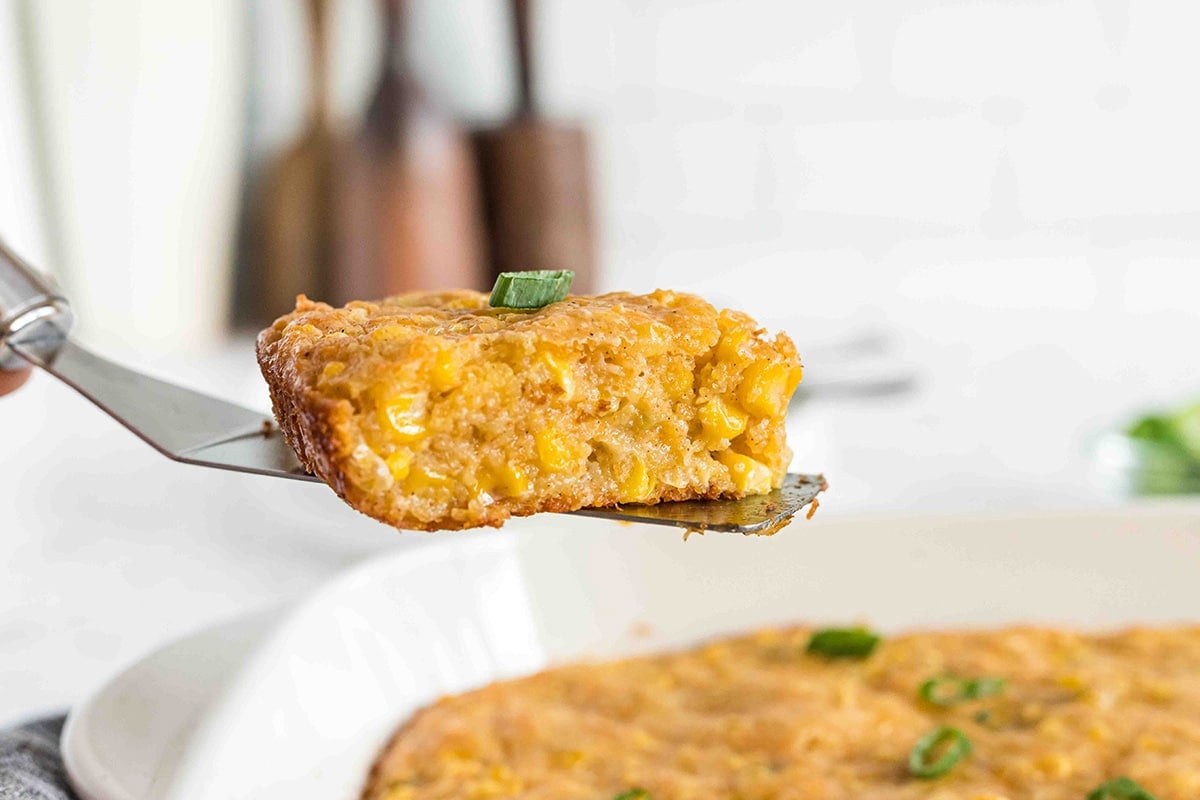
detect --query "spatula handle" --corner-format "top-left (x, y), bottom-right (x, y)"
top-left (0, 238), bottom-right (74, 370)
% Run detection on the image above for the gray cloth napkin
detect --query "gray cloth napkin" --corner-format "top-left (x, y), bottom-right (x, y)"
top-left (0, 717), bottom-right (75, 800)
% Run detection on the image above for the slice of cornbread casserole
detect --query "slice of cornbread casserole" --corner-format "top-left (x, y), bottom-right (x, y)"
top-left (257, 290), bottom-right (801, 531)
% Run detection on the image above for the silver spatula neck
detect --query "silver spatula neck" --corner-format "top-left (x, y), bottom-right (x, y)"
top-left (0, 239), bottom-right (74, 370)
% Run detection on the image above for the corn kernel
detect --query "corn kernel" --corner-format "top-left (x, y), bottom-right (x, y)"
top-left (717, 325), bottom-right (751, 361)
top-left (754, 628), bottom-right (782, 646)
top-left (620, 458), bottom-right (653, 499)
top-left (1056, 674), bottom-right (1087, 693)
top-left (407, 465), bottom-right (451, 492)
top-left (630, 728), bottom-right (656, 747)
top-left (787, 364), bottom-right (803, 394)
top-left (483, 462), bottom-right (529, 497)
top-left (1033, 752), bottom-right (1073, 778)
top-left (430, 349), bottom-right (461, 392)
top-left (535, 428), bottom-right (582, 472)
top-left (377, 392), bottom-right (426, 442)
top-left (1037, 717), bottom-right (1067, 740)
top-left (633, 319), bottom-right (673, 355)
top-left (385, 450), bottom-right (412, 481)
top-left (490, 764), bottom-right (519, 785)
top-left (320, 362), bottom-right (346, 382)
top-left (717, 451), bottom-right (773, 494)
top-left (739, 361), bottom-right (793, 417)
top-left (287, 322), bottom-right (321, 336)
top-left (699, 396), bottom-right (749, 441)
top-left (539, 350), bottom-right (575, 399)
top-left (439, 746), bottom-right (475, 763)
top-left (663, 361), bottom-right (694, 395)
top-left (550, 750), bottom-right (584, 769)
top-left (379, 783), bottom-right (416, 800)
top-left (465, 768), bottom-right (523, 799)
top-left (1135, 733), bottom-right (1167, 752)
top-left (370, 325), bottom-right (408, 343)
top-left (1138, 676), bottom-right (1176, 703)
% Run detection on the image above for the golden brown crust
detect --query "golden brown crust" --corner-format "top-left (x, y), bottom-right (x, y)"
top-left (363, 624), bottom-right (1200, 799)
top-left (257, 290), bottom-right (800, 531)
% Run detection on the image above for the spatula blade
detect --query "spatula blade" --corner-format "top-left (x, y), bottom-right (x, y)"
top-left (25, 340), bottom-right (824, 532)
top-left (571, 473), bottom-right (826, 535)
top-left (174, 426), bottom-right (322, 482)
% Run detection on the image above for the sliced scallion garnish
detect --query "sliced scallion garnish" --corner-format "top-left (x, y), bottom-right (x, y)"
top-left (806, 627), bottom-right (880, 659)
top-left (918, 676), bottom-right (1006, 707)
top-left (611, 789), bottom-right (651, 800)
top-left (1087, 777), bottom-right (1159, 800)
top-left (488, 270), bottom-right (574, 309)
top-left (908, 726), bottom-right (972, 779)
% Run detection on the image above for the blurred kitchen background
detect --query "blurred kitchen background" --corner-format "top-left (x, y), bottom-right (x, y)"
top-left (1, 0), bottom-right (1199, 723)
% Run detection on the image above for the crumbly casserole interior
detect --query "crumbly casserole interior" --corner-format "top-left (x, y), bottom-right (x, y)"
top-left (364, 625), bottom-right (1200, 799)
top-left (257, 290), bottom-right (801, 531)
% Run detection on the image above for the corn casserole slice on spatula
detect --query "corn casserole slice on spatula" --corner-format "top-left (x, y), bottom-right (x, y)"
top-left (0, 240), bottom-right (823, 533)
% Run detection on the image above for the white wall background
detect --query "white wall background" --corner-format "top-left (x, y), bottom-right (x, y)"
top-left (0, 1), bottom-right (47, 266)
top-left (1, 0), bottom-right (245, 354)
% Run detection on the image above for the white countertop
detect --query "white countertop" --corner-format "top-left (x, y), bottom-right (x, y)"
top-left (0, 333), bottom-right (1159, 726)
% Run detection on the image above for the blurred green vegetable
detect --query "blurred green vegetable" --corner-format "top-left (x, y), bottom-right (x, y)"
top-left (1127, 414), bottom-right (1180, 446)
top-left (1124, 400), bottom-right (1200, 495)
top-left (1172, 401), bottom-right (1200, 460)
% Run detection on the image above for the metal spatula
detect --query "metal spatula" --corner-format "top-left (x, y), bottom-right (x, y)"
top-left (0, 241), bottom-right (824, 533)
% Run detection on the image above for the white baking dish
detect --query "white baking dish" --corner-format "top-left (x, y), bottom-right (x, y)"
top-left (62, 505), bottom-right (1200, 800)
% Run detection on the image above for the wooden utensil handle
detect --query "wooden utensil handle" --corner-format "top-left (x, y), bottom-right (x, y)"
top-left (381, 0), bottom-right (405, 63)
top-left (306, 0), bottom-right (330, 125)
top-left (475, 124), bottom-right (595, 291)
top-left (511, 0), bottom-right (535, 116)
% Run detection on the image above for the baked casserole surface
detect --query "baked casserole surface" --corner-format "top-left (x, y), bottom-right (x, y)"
top-left (257, 290), bottom-right (801, 531)
top-left (365, 625), bottom-right (1200, 799)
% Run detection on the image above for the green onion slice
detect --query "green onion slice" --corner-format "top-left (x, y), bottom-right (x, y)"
top-left (1087, 777), bottom-right (1159, 800)
top-left (488, 270), bottom-right (574, 309)
top-left (918, 676), bottom-right (1007, 707)
top-left (806, 627), bottom-right (880, 659)
top-left (611, 789), bottom-right (651, 800)
top-left (908, 726), bottom-right (972, 779)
